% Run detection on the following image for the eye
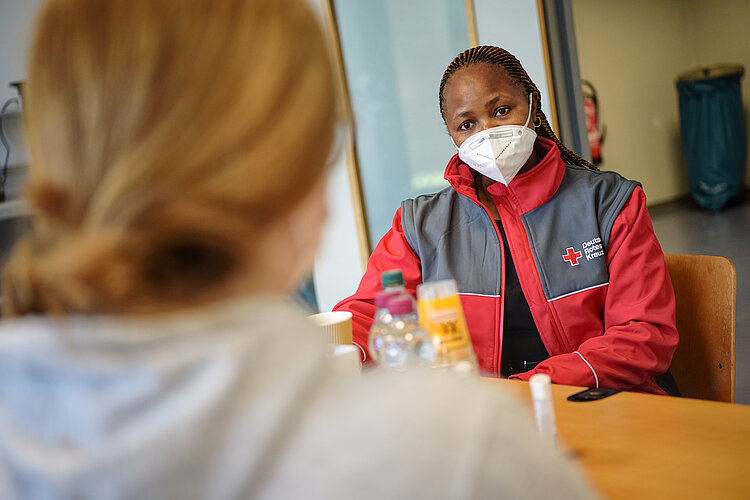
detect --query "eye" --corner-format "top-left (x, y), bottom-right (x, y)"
top-left (458, 121), bottom-right (474, 132)
top-left (494, 107), bottom-right (510, 118)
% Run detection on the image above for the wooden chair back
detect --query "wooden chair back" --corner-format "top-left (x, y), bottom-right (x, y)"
top-left (665, 254), bottom-right (736, 403)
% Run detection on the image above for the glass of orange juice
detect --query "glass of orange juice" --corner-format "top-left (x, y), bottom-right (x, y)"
top-left (417, 279), bottom-right (477, 374)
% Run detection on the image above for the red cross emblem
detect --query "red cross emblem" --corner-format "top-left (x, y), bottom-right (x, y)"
top-left (563, 247), bottom-right (582, 266)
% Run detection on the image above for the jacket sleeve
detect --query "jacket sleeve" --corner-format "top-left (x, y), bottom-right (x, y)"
top-left (510, 187), bottom-right (679, 392)
top-left (333, 207), bottom-right (423, 363)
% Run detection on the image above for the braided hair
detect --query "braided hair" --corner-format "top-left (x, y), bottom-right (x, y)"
top-left (439, 45), bottom-right (596, 170)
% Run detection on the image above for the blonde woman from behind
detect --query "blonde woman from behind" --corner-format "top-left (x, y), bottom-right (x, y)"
top-left (0, 1), bottom-right (598, 499)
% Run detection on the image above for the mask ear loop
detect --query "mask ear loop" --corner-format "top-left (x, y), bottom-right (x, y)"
top-left (522, 93), bottom-right (534, 129)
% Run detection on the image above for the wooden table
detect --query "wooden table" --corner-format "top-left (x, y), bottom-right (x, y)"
top-left (485, 378), bottom-right (750, 499)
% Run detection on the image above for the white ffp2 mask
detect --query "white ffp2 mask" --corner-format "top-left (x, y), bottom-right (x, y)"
top-left (456, 94), bottom-right (537, 185)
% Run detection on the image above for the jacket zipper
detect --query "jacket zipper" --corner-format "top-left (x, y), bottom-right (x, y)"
top-left (501, 191), bottom-right (570, 354)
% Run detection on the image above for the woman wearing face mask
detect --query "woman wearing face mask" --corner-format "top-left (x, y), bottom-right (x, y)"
top-left (336, 46), bottom-right (679, 395)
top-left (0, 6), bottom-right (599, 499)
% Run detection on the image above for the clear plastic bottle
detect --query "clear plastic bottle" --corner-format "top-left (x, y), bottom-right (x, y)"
top-left (417, 279), bottom-right (478, 374)
top-left (372, 289), bottom-right (396, 324)
top-left (368, 295), bottom-right (436, 370)
top-left (367, 290), bottom-right (396, 360)
top-left (380, 269), bottom-right (418, 310)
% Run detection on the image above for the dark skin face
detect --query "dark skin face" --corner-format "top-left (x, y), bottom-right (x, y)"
top-left (442, 63), bottom-right (544, 218)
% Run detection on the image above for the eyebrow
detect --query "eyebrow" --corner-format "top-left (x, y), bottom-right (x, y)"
top-left (452, 95), bottom-right (508, 122)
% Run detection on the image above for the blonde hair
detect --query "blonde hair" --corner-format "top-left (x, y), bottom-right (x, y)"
top-left (3, 0), bottom-right (336, 316)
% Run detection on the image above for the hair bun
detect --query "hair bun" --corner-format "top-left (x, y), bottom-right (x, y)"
top-left (3, 230), bottom-right (136, 315)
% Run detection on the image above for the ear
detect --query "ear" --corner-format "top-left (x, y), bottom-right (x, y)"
top-left (532, 91), bottom-right (540, 113)
top-left (531, 91), bottom-right (541, 127)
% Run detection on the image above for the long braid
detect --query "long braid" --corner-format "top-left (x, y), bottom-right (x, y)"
top-left (439, 45), bottom-right (596, 170)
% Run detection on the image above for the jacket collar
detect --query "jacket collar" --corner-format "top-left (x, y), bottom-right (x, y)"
top-left (444, 136), bottom-right (566, 214)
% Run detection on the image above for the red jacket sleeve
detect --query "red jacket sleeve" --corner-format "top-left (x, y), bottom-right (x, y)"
top-left (511, 187), bottom-right (679, 392)
top-left (333, 208), bottom-right (423, 363)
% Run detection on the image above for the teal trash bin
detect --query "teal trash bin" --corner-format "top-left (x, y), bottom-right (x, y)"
top-left (676, 64), bottom-right (746, 211)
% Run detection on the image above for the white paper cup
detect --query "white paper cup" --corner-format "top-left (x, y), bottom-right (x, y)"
top-left (330, 344), bottom-right (361, 374)
top-left (308, 311), bottom-right (353, 345)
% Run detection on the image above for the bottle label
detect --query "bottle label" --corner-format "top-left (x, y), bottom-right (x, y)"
top-left (418, 296), bottom-right (475, 366)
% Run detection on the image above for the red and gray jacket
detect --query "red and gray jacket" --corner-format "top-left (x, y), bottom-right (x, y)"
top-left (334, 137), bottom-right (678, 394)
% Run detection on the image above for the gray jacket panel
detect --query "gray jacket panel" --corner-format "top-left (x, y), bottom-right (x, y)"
top-left (522, 166), bottom-right (639, 301)
top-left (401, 189), bottom-right (501, 296)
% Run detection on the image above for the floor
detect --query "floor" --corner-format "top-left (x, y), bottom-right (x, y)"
top-left (649, 193), bottom-right (750, 404)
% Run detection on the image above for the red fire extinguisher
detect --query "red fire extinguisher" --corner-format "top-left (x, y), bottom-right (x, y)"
top-left (582, 80), bottom-right (605, 165)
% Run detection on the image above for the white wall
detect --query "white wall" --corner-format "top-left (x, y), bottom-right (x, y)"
top-left (0, 0), bottom-right (44, 104)
top-left (308, 0), bottom-right (366, 312)
top-left (312, 139), bottom-right (366, 312)
top-left (572, 0), bottom-right (750, 204)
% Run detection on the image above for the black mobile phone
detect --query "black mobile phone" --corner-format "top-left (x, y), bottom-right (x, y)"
top-left (567, 387), bottom-right (620, 402)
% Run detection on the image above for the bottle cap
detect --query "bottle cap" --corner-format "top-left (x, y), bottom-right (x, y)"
top-left (381, 269), bottom-right (404, 288)
top-left (387, 296), bottom-right (414, 315)
top-left (529, 373), bottom-right (552, 400)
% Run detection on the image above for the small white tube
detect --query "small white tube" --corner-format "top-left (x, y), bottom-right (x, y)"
top-left (529, 374), bottom-right (557, 447)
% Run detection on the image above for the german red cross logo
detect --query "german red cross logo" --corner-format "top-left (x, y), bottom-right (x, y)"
top-left (563, 247), bottom-right (582, 266)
